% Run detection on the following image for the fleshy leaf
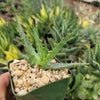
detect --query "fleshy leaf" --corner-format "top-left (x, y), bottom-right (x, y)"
top-left (40, 35), bottom-right (69, 66)
top-left (39, 62), bottom-right (89, 69)
top-left (16, 16), bottom-right (40, 64)
top-left (30, 25), bottom-right (44, 61)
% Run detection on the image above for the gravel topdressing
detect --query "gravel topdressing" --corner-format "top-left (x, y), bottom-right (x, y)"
top-left (10, 59), bottom-right (70, 95)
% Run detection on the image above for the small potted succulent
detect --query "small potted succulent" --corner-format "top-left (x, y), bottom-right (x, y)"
top-left (8, 17), bottom-right (89, 100)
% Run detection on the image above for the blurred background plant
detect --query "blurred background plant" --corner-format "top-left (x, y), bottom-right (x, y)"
top-left (0, 17), bottom-right (20, 68)
top-left (32, 0), bottom-right (64, 40)
top-left (0, 0), bottom-right (34, 17)
top-left (65, 28), bottom-right (100, 100)
top-left (48, 9), bottom-right (81, 62)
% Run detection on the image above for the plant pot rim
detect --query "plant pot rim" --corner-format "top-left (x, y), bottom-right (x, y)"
top-left (8, 59), bottom-right (71, 97)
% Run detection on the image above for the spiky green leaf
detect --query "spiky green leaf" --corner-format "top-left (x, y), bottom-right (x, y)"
top-left (16, 16), bottom-right (40, 64)
top-left (86, 47), bottom-right (92, 63)
top-left (30, 24), bottom-right (43, 59)
top-left (67, 73), bottom-right (83, 93)
top-left (39, 62), bottom-right (89, 69)
top-left (95, 41), bottom-right (100, 64)
top-left (40, 35), bottom-right (69, 66)
top-left (62, 47), bottom-right (80, 54)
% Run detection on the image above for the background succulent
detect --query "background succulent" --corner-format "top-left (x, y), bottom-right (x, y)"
top-left (47, 8), bottom-right (82, 62)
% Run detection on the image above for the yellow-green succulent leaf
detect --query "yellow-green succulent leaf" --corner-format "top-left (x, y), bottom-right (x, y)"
top-left (4, 51), bottom-right (19, 61)
top-left (17, 16), bottom-right (40, 64)
top-left (40, 4), bottom-right (48, 20)
top-left (49, 10), bottom-right (54, 19)
top-left (28, 17), bottom-right (33, 26)
top-left (0, 59), bottom-right (8, 65)
top-left (55, 6), bottom-right (59, 16)
top-left (9, 44), bottom-right (21, 53)
top-left (0, 17), bottom-right (5, 27)
top-left (78, 17), bottom-right (89, 28)
top-left (0, 66), bottom-right (8, 70)
top-left (32, 15), bottom-right (43, 23)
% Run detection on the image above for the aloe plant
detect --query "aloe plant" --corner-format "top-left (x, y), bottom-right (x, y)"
top-left (15, 15), bottom-right (34, 43)
top-left (31, 0), bottom-right (65, 40)
top-left (86, 40), bottom-right (100, 76)
top-left (32, 0), bottom-right (62, 15)
top-left (17, 16), bottom-right (89, 69)
top-left (80, 26), bottom-right (100, 46)
top-left (47, 9), bottom-right (82, 62)
top-left (32, 4), bottom-right (55, 39)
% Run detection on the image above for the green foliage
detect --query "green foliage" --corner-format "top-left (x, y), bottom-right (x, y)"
top-left (48, 8), bottom-right (81, 62)
top-left (17, 16), bottom-right (88, 69)
top-left (80, 26), bottom-right (100, 46)
top-left (17, 17), bottom-right (40, 64)
top-left (66, 72), bottom-right (100, 100)
top-left (20, 0), bottom-right (34, 16)
top-left (77, 74), bottom-right (100, 100)
top-left (39, 63), bottom-right (89, 70)
top-left (0, 0), bottom-right (34, 17)
top-left (31, 0), bottom-right (65, 40)
top-left (15, 15), bottom-right (35, 44)
top-left (32, 0), bottom-right (63, 14)
top-left (0, 20), bottom-right (16, 52)
top-left (65, 73), bottom-right (83, 100)
top-left (1, 0), bottom-right (100, 99)
top-left (68, 73), bottom-right (83, 93)
top-left (86, 40), bottom-right (100, 76)
top-left (0, 19), bottom-right (20, 65)
top-left (66, 38), bottom-right (100, 100)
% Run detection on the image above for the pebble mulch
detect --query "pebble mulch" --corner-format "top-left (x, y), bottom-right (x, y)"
top-left (10, 59), bottom-right (70, 95)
